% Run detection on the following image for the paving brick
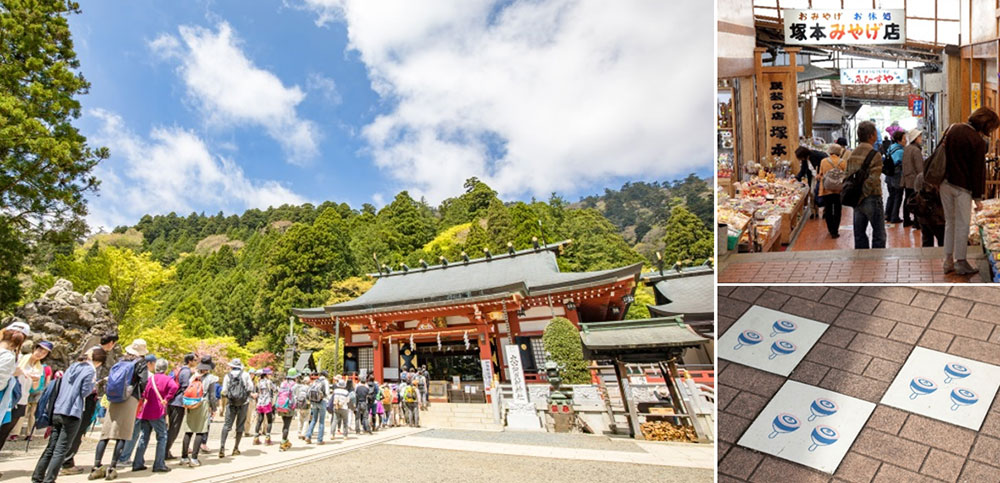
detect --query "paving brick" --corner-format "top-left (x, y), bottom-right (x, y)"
top-left (820, 368), bottom-right (889, 402)
top-left (957, 460), bottom-right (1000, 482)
top-left (969, 435), bottom-right (1000, 467)
top-left (719, 315), bottom-right (737, 335)
top-left (939, 296), bottom-right (974, 317)
top-left (899, 415), bottom-right (976, 456)
top-left (980, 411), bottom-right (1000, 439)
top-left (789, 360), bottom-right (830, 386)
top-left (833, 452), bottom-right (881, 483)
top-left (920, 448), bottom-right (965, 482)
top-left (806, 343), bottom-right (872, 374)
top-left (873, 464), bottom-right (937, 483)
top-left (718, 383), bottom-right (738, 411)
top-left (872, 301), bottom-right (936, 327)
top-left (821, 288), bottom-right (855, 308)
top-left (847, 294), bottom-right (881, 314)
top-left (848, 333), bottom-right (913, 363)
top-left (887, 322), bottom-right (924, 345)
top-left (865, 405), bottom-right (909, 435)
top-left (769, 285), bottom-right (828, 301)
top-left (719, 297), bottom-right (752, 320)
top-left (730, 286), bottom-right (766, 303)
top-left (718, 441), bottom-right (731, 462)
top-left (917, 329), bottom-right (954, 352)
top-left (852, 428), bottom-right (930, 470)
top-left (833, 311), bottom-right (896, 338)
top-left (967, 302), bottom-right (1000, 324)
top-left (719, 363), bottom-right (786, 398)
top-left (929, 312), bottom-right (995, 340)
top-left (782, 296), bottom-right (842, 323)
top-left (910, 291), bottom-right (945, 311)
top-left (755, 290), bottom-right (791, 310)
top-left (946, 286), bottom-right (1000, 302)
top-left (726, 391), bottom-right (769, 419)
top-left (948, 336), bottom-right (1000, 366)
top-left (820, 326), bottom-right (859, 348)
top-left (719, 445), bottom-right (764, 479)
top-left (718, 286), bottom-right (736, 297)
top-left (749, 456), bottom-right (830, 483)
top-left (718, 476), bottom-right (745, 483)
top-left (718, 412), bottom-right (752, 444)
top-left (863, 358), bottom-right (902, 382)
top-left (866, 286), bottom-right (918, 304)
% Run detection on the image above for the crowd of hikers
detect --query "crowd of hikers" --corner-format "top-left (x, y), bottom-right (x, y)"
top-left (0, 322), bottom-right (431, 483)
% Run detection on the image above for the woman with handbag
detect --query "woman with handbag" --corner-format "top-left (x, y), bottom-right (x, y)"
top-left (131, 358), bottom-right (178, 474)
top-left (817, 144), bottom-right (848, 238)
top-left (253, 368), bottom-right (276, 445)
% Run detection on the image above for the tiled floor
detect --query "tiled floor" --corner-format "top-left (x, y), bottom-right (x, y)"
top-left (791, 205), bottom-right (924, 252)
top-left (717, 285), bottom-right (1000, 483)
top-left (719, 248), bottom-right (990, 283)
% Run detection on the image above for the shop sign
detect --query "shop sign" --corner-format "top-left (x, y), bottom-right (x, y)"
top-left (840, 68), bottom-right (907, 85)
top-left (783, 9), bottom-right (904, 45)
top-left (505, 344), bottom-right (529, 403)
top-left (761, 72), bottom-right (795, 164)
top-left (972, 82), bottom-right (982, 111)
top-left (912, 99), bottom-right (924, 118)
top-left (481, 359), bottom-right (493, 390)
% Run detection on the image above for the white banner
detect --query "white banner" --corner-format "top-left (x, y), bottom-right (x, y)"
top-left (783, 9), bottom-right (905, 45)
top-left (840, 68), bottom-right (908, 85)
top-left (505, 345), bottom-right (529, 403)
top-left (481, 359), bottom-right (493, 390)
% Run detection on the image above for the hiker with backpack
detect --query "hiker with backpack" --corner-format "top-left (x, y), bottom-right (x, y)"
top-left (380, 383), bottom-right (394, 428)
top-left (402, 379), bottom-right (420, 427)
top-left (33, 347), bottom-right (106, 483)
top-left (163, 353), bottom-right (195, 461)
top-left (0, 322), bottom-right (29, 450)
top-left (353, 375), bottom-right (371, 434)
top-left (938, 107), bottom-right (999, 275)
top-left (817, 144), bottom-right (847, 239)
top-left (180, 356), bottom-right (218, 467)
top-left (303, 371), bottom-right (329, 444)
top-left (843, 121), bottom-right (887, 249)
top-left (0, 338), bottom-right (51, 451)
top-left (884, 130), bottom-right (907, 224)
top-left (218, 358), bottom-right (254, 458)
top-left (253, 368), bottom-right (277, 445)
top-left (132, 358), bottom-right (178, 474)
top-left (275, 369), bottom-right (298, 450)
top-left (88, 339), bottom-right (149, 481)
top-left (902, 129), bottom-right (925, 229)
top-left (61, 332), bottom-right (119, 477)
top-left (329, 379), bottom-right (351, 440)
top-left (366, 375), bottom-right (381, 431)
top-left (295, 373), bottom-right (310, 440)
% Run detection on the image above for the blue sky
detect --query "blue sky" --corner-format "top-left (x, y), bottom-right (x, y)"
top-left (68, 1), bottom-right (713, 231)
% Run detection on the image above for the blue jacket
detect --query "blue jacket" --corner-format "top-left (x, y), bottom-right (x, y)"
top-left (53, 362), bottom-right (95, 419)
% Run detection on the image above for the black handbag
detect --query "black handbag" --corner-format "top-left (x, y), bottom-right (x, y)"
top-left (840, 149), bottom-right (879, 208)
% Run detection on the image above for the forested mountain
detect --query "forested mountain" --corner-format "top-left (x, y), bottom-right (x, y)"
top-left (15, 177), bottom-right (712, 359)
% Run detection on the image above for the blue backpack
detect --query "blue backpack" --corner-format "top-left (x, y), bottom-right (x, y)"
top-left (106, 360), bottom-right (136, 403)
top-left (34, 377), bottom-right (62, 429)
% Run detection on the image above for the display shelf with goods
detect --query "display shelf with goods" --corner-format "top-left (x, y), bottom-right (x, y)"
top-left (717, 174), bottom-right (806, 253)
top-left (973, 198), bottom-right (1000, 282)
top-left (718, 85), bottom-right (738, 198)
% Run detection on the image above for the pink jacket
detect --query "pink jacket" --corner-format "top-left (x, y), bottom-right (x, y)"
top-left (138, 373), bottom-right (179, 420)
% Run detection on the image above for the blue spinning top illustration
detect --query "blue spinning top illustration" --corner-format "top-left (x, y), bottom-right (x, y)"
top-left (768, 340), bottom-right (796, 360)
top-left (770, 320), bottom-right (797, 337)
top-left (950, 387), bottom-right (978, 411)
top-left (808, 425), bottom-right (839, 452)
top-left (943, 363), bottom-right (970, 384)
top-left (733, 330), bottom-right (762, 350)
top-left (808, 398), bottom-right (839, 421)
top-left (908, 377), bottom-right (937, 400)
top-left (768, 413), bottom-right (801, 439)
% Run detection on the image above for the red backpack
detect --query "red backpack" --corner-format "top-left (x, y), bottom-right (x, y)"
top-left (182, 378), bottom-right (205, 409)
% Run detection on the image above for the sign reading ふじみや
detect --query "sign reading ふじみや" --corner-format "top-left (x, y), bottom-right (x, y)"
top-left (783, 10), bottom-right (904, 45)
top-left (840, 68), bottom-right (907, 85)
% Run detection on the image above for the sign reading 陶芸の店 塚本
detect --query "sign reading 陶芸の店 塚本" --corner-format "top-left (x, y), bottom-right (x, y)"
top-left (783, 10), bottom-right (905, 45)
top-left (840, 68), bottom-right (908, 85)
top-left (761, 72), bottom-right (795, 165)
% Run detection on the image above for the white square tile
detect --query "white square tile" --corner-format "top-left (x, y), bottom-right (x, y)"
top-left (719, 305), bottom-right (828, 376)
top-left (737, 380), bottom-right (875, 474)
top-left (880, 346), bottom-right (1000, 431)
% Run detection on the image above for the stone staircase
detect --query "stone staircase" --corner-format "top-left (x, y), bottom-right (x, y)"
top-left (418, 403), bottom-right (504, 431)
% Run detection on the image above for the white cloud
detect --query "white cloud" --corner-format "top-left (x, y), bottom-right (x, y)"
top-left (306, 73), bottom-right (342, 105)
top-left (299, 0), bottom-right (713, 202)
top-left (86, 109), bottom-right (307, 232)
top-left (151, 22), bottom-right (321, 164)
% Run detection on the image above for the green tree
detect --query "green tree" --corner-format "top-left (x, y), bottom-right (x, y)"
top-left (661, 205), bottom-right (713, 265)
top-left (0, 0), bottom-right (108, 308)
top-left (542, 317), bottom-right (591, 384)
top-left (172, 294), bottom-right (213, 338)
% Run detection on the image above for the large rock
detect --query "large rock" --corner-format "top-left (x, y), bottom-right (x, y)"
top-left (2, 278), bottom-right (118, 371)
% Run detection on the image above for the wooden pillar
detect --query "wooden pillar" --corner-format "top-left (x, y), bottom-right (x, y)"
top-left (614, 358), bottom-right (643, 440)
top-left (373, 335), bottom-right (384, 382)
top-left (477, 325), bottom-right (492, 403)
top-left (563, 303), bottom-right (580, 326)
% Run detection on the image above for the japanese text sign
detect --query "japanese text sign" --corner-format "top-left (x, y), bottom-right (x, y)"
top-left (840, 68), bottom-right (907, 85)
top-left (505, 345), bottom-right (529, 403)
top-left (784, 9), bottom-right (904, 45)
top-left (762, 72), bottom-right (796, 163)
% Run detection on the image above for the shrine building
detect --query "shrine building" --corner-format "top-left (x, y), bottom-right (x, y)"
top-left (292, 240), bottom-right (642, 387)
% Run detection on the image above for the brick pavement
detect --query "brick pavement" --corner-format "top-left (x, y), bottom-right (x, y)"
top-left (717, 285), bottom-right (1000, 483)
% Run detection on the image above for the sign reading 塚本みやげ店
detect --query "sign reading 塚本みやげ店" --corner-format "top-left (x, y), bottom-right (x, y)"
top-left (783, 10), bottom-right (905, 45)
top-left (840, 68), bottom-right (908, 85)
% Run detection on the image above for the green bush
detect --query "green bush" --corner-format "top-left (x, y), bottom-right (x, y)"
top-left (542, 317), bottom-right (591, 384)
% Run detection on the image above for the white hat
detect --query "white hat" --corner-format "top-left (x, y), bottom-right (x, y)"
top-left (4, 321), bottom-right (30, 336)
top-left (125, 339), bottom-right (148, 356)
top-left (229, 358), bottom-right (243, 369)
top-left (906, 128), bottom-right (922, 145)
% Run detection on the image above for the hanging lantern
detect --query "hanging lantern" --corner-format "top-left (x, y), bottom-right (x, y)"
top-left (464, 330), bottom-right (470, 350)
top-left (436, 332), bottom-right (442, 350)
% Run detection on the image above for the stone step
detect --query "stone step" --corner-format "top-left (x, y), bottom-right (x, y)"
top-left (421, 416), bottom-right (497, 425)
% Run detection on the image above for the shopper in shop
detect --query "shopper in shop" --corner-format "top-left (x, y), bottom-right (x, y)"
top-left (846, 121), bottom-right (886, 249)
top-left (794, 145), bottom-right (829, 219)
top-left (910, 172), bottom-right (945, 247)
top-left (884, 130), bottom-right (906, 224)
top-left (817, 144), bottom-right (847, 238)
top-left (902, 129), bottom-right (925, 228)
top-left (941, 106), bottom-right (998, 275)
